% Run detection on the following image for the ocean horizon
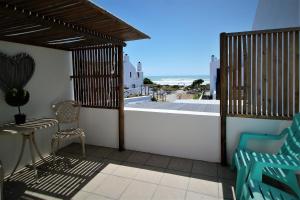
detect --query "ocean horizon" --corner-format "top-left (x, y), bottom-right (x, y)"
top-left (146, 75), bottom-right (210, 86)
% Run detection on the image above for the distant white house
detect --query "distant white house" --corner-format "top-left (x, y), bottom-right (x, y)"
top-left (124, 54), bottom-right (144, 89)
top-left (209, 55), bottom-right (220, 98)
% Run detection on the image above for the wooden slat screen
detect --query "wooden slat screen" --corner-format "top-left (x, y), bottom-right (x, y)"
top-left (71, 46), bottom-right (122, 109)
top-left (221, 28), bottom-right (300, 120)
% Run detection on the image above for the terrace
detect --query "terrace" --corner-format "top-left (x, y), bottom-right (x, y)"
top-left (0, 0), bottom-right (299, 200)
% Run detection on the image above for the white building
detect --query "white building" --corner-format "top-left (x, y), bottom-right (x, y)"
top-left (124, 54), bottom-right (144, 89)
top-left (209, 55), bottom-right (220, 97)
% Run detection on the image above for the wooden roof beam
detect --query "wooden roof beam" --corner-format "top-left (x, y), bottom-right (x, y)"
top-left (0, 2), bottom-right (126, 47)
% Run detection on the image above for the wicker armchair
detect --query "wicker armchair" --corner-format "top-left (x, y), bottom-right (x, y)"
top-left (51, 100), bottom-right (85, 158)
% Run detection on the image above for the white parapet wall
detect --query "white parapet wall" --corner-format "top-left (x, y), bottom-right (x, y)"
top-left (79, 108), bottom-right (119, 148)
top-left (79, 107), bottom-right (221, 163)
top-left (125, 108), bottom-right (221, 163)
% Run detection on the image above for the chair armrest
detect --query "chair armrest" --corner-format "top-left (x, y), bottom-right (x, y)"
top-left (237, 128), bottom-right (289, 149)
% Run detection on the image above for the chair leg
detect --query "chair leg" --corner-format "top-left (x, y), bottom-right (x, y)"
top-left (236, 167), bottom-right (248, 199)
top-left (286, 173), bottom-right (300, 198)
top-left (231, 153), bottom-right (236, 170)
top-left (51, 138), bottom-right (57, 163)
top-left (79, 135), bottom-right (86, 158)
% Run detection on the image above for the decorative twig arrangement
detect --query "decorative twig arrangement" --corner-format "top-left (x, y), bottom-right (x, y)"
top-left (0, 52), bottom-right (35, 124)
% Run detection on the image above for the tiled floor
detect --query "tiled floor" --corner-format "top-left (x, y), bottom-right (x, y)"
top-left (6, 143), bottom-right (237, 200)
top-left (69, 144), bottom-right (236, 200)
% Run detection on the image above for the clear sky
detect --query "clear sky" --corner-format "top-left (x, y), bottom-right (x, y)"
top-left (93, 0), bottom-right (258, 76)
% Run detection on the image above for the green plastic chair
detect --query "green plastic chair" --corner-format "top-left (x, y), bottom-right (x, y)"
top-left (241, 178), bottom-right (298, 200)
top-left (232, 113), bottom-right (300, 199)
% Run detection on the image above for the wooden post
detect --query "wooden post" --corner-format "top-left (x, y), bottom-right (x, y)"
top-left (118, 46), bottom-right (125, 151)
top-left (220, 32), bottom-right (228, 165)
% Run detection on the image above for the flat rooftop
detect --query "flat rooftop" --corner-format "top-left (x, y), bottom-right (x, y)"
top-left (125, 100), bottom-right (220, 113)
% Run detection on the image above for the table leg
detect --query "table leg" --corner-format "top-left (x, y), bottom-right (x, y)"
top-left (31, 132), bottom-right (47, 163)
top-left (9, 136), bottom-right (27, 180)
top-left (28, 134), bottom-right (38, 183)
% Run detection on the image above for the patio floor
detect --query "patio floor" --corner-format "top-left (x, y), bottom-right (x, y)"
top-left (4, 143), bottom-right (236, 200)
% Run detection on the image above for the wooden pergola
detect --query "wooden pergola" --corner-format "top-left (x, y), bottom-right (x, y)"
top-left (0, 0), bottom-right (150, 150)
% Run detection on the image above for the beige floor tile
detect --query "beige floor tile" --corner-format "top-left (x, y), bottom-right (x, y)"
top-left (120, 180), bottom-right (157, 200)
top-left (72, 191), bottom-right (90, 200)
top-left (146, 155), bottom-right (170, 168)
top-left (86, 193), bottom-right (112, 200)
top-left (185, 191), bottom-right (219, 200)
top-left (100, 162), bottom-right (121, 174)
top-left (192, 161), bottom-right (218, 177)
top-left (167, 158), bottom-right (193, 173)
top-left (126, 151), bottom-right (151, 164)
top-left (88, 147), bottom-right (115, 159)
top-left (81, 173), bottom-right (108, 192)
top-left (113, 165), bottom-right (140, 178)
top-left (160, 171), bottom-right (190, 190)
top-left (94, 175), bottom-right (131, 199)
top-left (217, 166), bottom-right (236, 180)
top-left (152, 185), bottom-right (186, 200)
top-left (188, 175), bottom-right (219, 197)
top-left (134, 167), bottom-right (164, 184)
top-left (109, 150), bottom-right (133, 161)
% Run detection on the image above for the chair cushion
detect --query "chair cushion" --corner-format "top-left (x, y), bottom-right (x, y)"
top-left (54, 128), bottom-right (85, 139)
top-left (244, 179), bottom-right (298, 200)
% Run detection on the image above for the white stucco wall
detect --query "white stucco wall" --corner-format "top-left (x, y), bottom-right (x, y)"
top-left (0, 40), bottom-right (73, 176)
top-left (253, 0), bottom-right (300, 30)
top-left (226, 117), bottom-right (292, 164)
top-left (125, 108), bottom-right (221, 162)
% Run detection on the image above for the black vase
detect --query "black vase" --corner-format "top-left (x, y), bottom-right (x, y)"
top-left (15, 114), bottom-right (26, 124)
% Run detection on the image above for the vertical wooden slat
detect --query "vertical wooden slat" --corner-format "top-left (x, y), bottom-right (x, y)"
top-left (247, 35), bottom-right (252, 114)
top-left (272, 33), bottom-right (278, 116)
top-left (278, 32), bottom-right (283, 116)
top-left (262, 33), bottom-right (267, 115)
top-left (229, 36), bottom-right (233, 114)
top-left (118, 46), bottom-right (124, 151)
top-left (91, 48), bottom-right (96, 106)
top-left (267, 33), bottom-right (272, 116)
top-left (257, 34), bottom-right (261, 115)
top-left (242, 35), bottom-right (247, 114)
top-left (72, 51), bottom-right (77, 102)
top-left (295, 31), bottom-right (299, 113)
top-left (266, 34), bottom-right (272, 116)
top-left (283, 32), bottom-right (288, 116)
top-left (220, 33), bottom-right (228, 165)
top-left (233, 36), bottom-right (237, 114)
top-left (289, 32), bottom-right (294, 116)
top-left (80, 49), bottom-right (85, 105)
top-left (104, 48), bottom-right (107, 107)
top-left (237, 35), bottom-right (242, 114)
top-left (252, 35), bottom-right (257, 115)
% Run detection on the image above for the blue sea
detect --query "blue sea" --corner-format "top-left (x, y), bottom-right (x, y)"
top-left (147, 75), bottom-right (210, 86)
